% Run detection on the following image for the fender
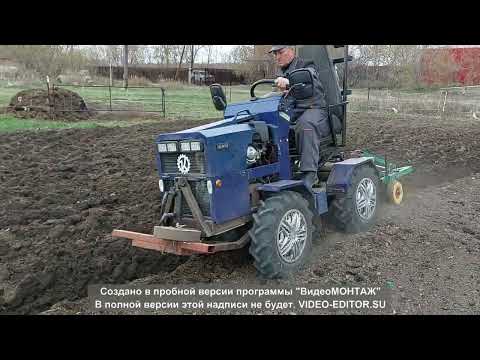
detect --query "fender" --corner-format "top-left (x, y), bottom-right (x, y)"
top-left (256, 180), bottom-right (328, 215)
top-left (326, 157), bottom-right (379, 195)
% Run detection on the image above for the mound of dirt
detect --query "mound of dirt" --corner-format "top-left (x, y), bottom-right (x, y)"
top-left (7, 87), bottom-right (95, 121)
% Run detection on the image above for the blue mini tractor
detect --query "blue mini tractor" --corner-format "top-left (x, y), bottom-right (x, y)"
top-left (113, 45), bottom-right (413, 278)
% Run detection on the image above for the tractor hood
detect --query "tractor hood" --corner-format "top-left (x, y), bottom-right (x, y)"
top-left (155, 95), bottom-right (282, 144)
top-left (155, 117), bottom-right (252, 144)
top-left (224, 95), bottom-right (282, 120)
top-left (154, 117), bottom-right (254, 179)
top-left (152, 94), bottom-right (291, 225)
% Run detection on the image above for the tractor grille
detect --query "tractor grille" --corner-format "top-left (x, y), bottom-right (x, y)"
top-left (160, 152), bottom-right (206, 174)
top-left (164, 179), bottom-right (211, 217)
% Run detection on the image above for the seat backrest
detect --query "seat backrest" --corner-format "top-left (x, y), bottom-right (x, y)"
top-left (297, 45), bottom-right (343, 121)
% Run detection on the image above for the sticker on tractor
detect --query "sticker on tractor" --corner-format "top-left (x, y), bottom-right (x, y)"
top-left (216, 143), bottom-right (229, 150)
top-left (177, 154), bottom-right (191, 174)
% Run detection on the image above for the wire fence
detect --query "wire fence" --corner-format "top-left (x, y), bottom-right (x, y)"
top-left (348, 86), bottom-right (480, 118)
top-left (4, 80), bottom-right (480, 121)
top-left (49, 82), bottom-right (249, 120)
top-left (54, 83), bottom-right (166, 117)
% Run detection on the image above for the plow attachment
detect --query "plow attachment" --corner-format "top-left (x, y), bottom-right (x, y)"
top-left (360, 149), bottom-right (415, 205)
top-left (361, 149), bottom-right (414, 184)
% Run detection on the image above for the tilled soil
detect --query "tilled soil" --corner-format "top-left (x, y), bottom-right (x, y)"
top-left (0, 119), bottom-right (205, 314)
top-left (1, 112), bottom-right (480, 314)
top-left (42, 173), bottom-right (480, 315)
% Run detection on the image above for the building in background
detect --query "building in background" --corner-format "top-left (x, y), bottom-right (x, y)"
top-left (0, 57), bottom-right (19, 81)
top-left (89, 62), bottom-right (245, 85)
top-left (249, 45), bottom-right (276, 79)
top-left (420, 45), bottom-right (480, 86)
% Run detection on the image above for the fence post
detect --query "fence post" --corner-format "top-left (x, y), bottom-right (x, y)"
top-left (161, 88), bottom-right (166, 118)
top-left (367, 87), bottom-right (370, 112)
top-left (46, 76), bottom-right (54, 119)
top-left (109, 84), bottom-right (112, 112)
top-left (436, 90), bottom-right (442, 115)
top-left (52, 84), bottom-right (56, 120)
top-left (442, 90), bottom-right (448, 115)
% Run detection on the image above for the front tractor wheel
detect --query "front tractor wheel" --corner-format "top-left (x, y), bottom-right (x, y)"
top-left (249, 191), bottom-right (314, 279)
top-left (329, 164), bottom-right (380, 233)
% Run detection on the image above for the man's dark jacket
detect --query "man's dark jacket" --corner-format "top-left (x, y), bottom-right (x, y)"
top-left (277, 56), bottom-right (327, 109)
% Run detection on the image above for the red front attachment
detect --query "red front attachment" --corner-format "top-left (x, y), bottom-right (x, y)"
top-left (111, 229), bottom-right (249, 256)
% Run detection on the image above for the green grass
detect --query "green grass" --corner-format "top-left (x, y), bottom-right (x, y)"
top-left (0, 114), bottom-right (100, 132)
top-left (0, 113), bottom-right (193, 133)
top-left (0, 86), bottom-right (29, 105)
top-left (0, 83), bottom-right (272, 123)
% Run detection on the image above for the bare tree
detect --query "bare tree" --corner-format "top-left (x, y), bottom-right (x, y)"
top-left (352, 45), bottom-right (425, 88)
top-left (205, 45), bottom-right (214, 65)
top-left (189, 45), bottom-right (194, 84)
top-left (0, 45), bottom-right (90, 78)
top-left (227, 45), bottom-right (254, 64)
top-left (175, 45), bottom-right (186, 81)
top-left (123, 45), bottom-right (128, 89)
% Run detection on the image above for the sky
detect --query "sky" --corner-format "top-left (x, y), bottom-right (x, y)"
top-left (78, 45), bottom-right (240, 63)
top-left (196, 45), bottom-right (237, 63)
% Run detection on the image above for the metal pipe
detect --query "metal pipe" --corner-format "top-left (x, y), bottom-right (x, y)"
top-left (342, 45), bottom-right (349, 147)
top-left (109, 84), bottom-right (112, 111)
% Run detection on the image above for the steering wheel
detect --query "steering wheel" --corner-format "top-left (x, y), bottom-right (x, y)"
top-left (250, 79), bottom-right (276, 98)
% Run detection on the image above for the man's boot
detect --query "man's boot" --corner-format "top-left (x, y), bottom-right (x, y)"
top-left (301, 171), bottom-right (318, 189)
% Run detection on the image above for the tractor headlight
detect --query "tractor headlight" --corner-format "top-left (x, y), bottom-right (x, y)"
top-left (157, 143), bottom-right (168, 153)
top-left (158, 179), bottom-right (164, 192)
top-left (180, 142), bottom-right (191, 152)
top-left (190, 141), bottom-right (201, 151)
top-left (180, 141), bottom-right (202, 152)
top-left (246, 145), bottom-right (260, 164)
top-left (167, 142), bottom-right (177, 152)
top-left (158, 142), bottom-right (177, 153)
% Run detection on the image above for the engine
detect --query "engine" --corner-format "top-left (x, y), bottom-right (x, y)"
top-left (246, 134), bottom-right (278, 167)
top-left (246, 122), bottom-right (278, 168)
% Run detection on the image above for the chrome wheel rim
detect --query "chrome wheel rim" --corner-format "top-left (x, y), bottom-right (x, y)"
top-left (356, 178), bottom-right (377, 221)
top-left (276, 209), bottom-right (307, 263)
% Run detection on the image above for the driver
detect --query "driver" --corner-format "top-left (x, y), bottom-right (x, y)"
top-left (269, 45), bottom-right (331, 188)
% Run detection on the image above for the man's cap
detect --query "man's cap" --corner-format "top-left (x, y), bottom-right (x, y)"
top-left (268, 45), bottom-right (295, 53)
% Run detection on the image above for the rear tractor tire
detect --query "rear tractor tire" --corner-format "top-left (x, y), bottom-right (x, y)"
top-left (249, 191), bottom-right (314, 279)
top-left (329, 164), bottom-right (380, 233)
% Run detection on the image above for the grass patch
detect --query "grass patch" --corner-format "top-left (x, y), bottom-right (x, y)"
top-left (0, 113), bottom-right (210, 133)
top-left (0, 83), bottom-right (272, 122)
top-left (0, 114), bottom-right (99, 132)
top-left (0, 86), bottom-right (30, 105)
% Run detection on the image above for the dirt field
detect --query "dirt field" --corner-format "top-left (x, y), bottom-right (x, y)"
top-left (1, 112), bottom-right (479, 315)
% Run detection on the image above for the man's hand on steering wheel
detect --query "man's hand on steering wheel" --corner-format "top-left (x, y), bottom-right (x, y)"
top-left (274, 77), bottom-right (290, 91)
